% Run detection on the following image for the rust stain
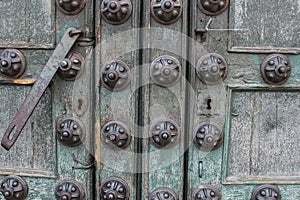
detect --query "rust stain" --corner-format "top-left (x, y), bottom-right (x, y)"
top-left (12, 79), bottom-right (36, 85)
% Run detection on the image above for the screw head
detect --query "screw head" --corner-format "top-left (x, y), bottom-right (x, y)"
top-left (108, 193), bottom-right (115, 199)
top-left (1, 60), bottom-right (8, 67)
top-left (279, 66), bottom-right (286, 73)
top-left (62, 195), bottom-right (68, 200)
top-left (62, 132), bottom-right (70, 137)
top-left (12, 181), bottom-right (18, 187)
top-left (164, 1), bottom-right (172, 9)
top-left (109, 2), bottom-right (117, 9)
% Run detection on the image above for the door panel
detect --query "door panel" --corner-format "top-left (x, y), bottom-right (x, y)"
top-left (95, 0), bottom-right (141, 199)
top-left (141, 1), bottom-right (187, 199)
top-left (188, 0), bottom-right (300, 199)
top-left (0, 0), bottom-right (94, 199)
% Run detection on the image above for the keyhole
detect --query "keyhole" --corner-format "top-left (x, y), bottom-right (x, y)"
top-left (78, 99), bottom-right (83, 110)
top-left (206, 98), bottom-right (212, 110)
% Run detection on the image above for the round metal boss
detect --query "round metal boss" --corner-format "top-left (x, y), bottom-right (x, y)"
top-left (55, 179), bottom-right (85, 200)
top-left (198, 0), bottom-right (229, 16)
top-left (58, 51), bottom-right (85, 81)
top-left (251, 185), bottom-right (281, 200)
top-left (192, 186), bottom-right (222, 200)
top-left (56, 117), bottom-right (85, 147)
top-left (101, 0), bottom-right (133, 25)
top-left (0, 49), bottom-right (26, 78)
top-left (193, 122), bottom-right (223, 152)
top-left (56, 0), bottom-right (86, 15)
top-left (0, 176), bottom-right (28, 200)
top-left (150, 55), bottom-right (182, 87)
top-left (149, 119), bottom-right (180, 148)
top-left (100, 177), bottom-right (130, 200)
top-left (196, 53), bottom-right (227, 85)
top-left (101, 120), bottom-right (132, 150)
top-left (101, 60), bottom-right (131, 91)
top-left (260, 54), bottom-right (291, 85)
top-left (149, 187), bottom-right (178, 200)
top-left (151, 0), bottom-right (183, 25)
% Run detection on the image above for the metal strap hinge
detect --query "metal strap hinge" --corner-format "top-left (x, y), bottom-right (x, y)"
top-left (1, 27), bottom-right (83, 151)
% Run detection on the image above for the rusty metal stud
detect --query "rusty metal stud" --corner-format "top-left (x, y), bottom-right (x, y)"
top-left (100, 177), bottom-right (130, 200)
top-left (192, 186), bottom-right (222, 200)
top-left (57, 51), bottom-right (85, 81)
top-left (101, 0), bottom-right (133, 25)
top-left (149, 187), bottom-right (178, 200)
top-left (55, 179), bottom-right (85, 200)
top-left (150, 55), bottom-right (182, 87)
top-left (56, 0), bottom-right (86, 15)
top-left (0, 176), bottom-right (28, 200)
top-left (196, 53), bottom-right (227, 85)
top-left (151, 0), bottom-right (182, 24)
top-left (150, 119), bottom-right (179, 149)
top-left (251, 185), bottom-right (281, 200)
top-left (0, 49), bottom-right (26, 78)
top-left (101, 60), bottom-right (131, 91)
top-left (198, 0), bottom-right (229, 16)
top-left (101, 121), bottom-right (132, 150)
top-left (193, 122), bottom-right (223, 152)
top-left (56, 117), bottom-right (85, 147)
top-left (261, 54), bottom-right (291, 85)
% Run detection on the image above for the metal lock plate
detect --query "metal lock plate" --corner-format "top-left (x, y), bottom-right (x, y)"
top-left (251, 185), bottom-right (281, 200)
top-left (149, 187), bottom-right (178, 200)
top-left (198, 0), bottom-right (229, 16)
top-left (192, 186), bottom-right (221, 200)
top-left (193, 122), bottom-right (223, 152)
top-left (150, 55), bottom-right (182, 87)
top-left (101, 60), bottom-right (131, 91)
top-left (57, 51), bottom-right (85, 81)
top-left (0, 49), bottom-right (26, 79)
top-left (57, 117), bottom-right (85, 147)
top-left (151, 0), bottom-right (183, 25)
top-left (100, 177), bottom-right (130, 200)
top-left (261, 54), bottom-right (291, 85)
top-left (55, 179), bottom-right (85, 200)
top-left (0, 176), bottom-right (28, 200)
top-left (101, 0), bottom-right (133, 25)
top-left (56, 0), bottom-right (86, 15)
top-left (101, 120), bottom-right (132, 150)
top-left (149, 119), bottom-right (179, 149)
top-left (196, 53), bottom-right (227, 85)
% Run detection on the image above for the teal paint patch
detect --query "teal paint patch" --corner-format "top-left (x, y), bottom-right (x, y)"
top-left (250, 54), bottom-right (261, 83)
top-left (288, 55), bottom-right (300, 83)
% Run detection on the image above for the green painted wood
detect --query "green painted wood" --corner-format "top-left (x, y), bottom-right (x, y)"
top-left (0, 0), bottom-right (95, 199)
top-left (0, 0), bottom-right (55, 48)
top-left (188, 0), bottom-right (300, 199)
top-left (141, 1), bottom-right (188, 199)
top-left (95, 0), bottom-right (141, 199)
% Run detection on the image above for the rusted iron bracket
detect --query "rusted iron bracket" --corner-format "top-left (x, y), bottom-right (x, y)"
top-left (1, 27), bottom-right (83, 151)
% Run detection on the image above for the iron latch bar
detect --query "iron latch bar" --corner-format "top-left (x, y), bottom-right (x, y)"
top-left (1, 27), bottom-right (83, 151)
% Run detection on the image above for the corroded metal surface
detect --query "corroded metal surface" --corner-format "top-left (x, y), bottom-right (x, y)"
top-left (192, 186), bottom-right (221, 200)
top-left (260, 54), bottom-right (291, 85)
top-left (150, 0), bottom-right (182, 24)
top-left (149, 119), bottom-right (179, 148)
top-left (196, 53), bottom-right (227, 85)
top-left (0, 176), bottom-right (28, 200)
top-left (100, 177), bottom-right (130, 200)
top-left (1, 27), bottom-right (82, 151)
top-left (149, 187), bottom-right (178, 200)
top-left (55, 179), bottom-right (85, 200)
top-left (0, 49), bottom-right (26, 78)
top-left (150, 55), bottom-right (182, 87)
top-left (57, 51), bottom-right (85, 81)
top-left (56, 0), bottom-right (86, 15)
top-left (251, 185), bottom-right (281, 200)
top-left (198, 0), bottom-right (229, 16)
top-left (57, 117), bottom-right (85, 147)
top-left (100, 0), bottom-right (133, 25)
top-left (101, 121), bottom-right (132, 150)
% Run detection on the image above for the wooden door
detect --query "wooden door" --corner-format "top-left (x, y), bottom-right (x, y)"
top-left (187, 0), bottom-right (300, 199)
top-left (0, 0), bottom-right (94, 199)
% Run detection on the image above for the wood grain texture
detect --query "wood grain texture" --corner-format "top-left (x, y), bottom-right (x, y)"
top-left (228, 90), bottom-right (300, 178)
top-left (0, 0), bottom-right (55, 48)
top-left (229, 0), bottom-right (300, 53)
